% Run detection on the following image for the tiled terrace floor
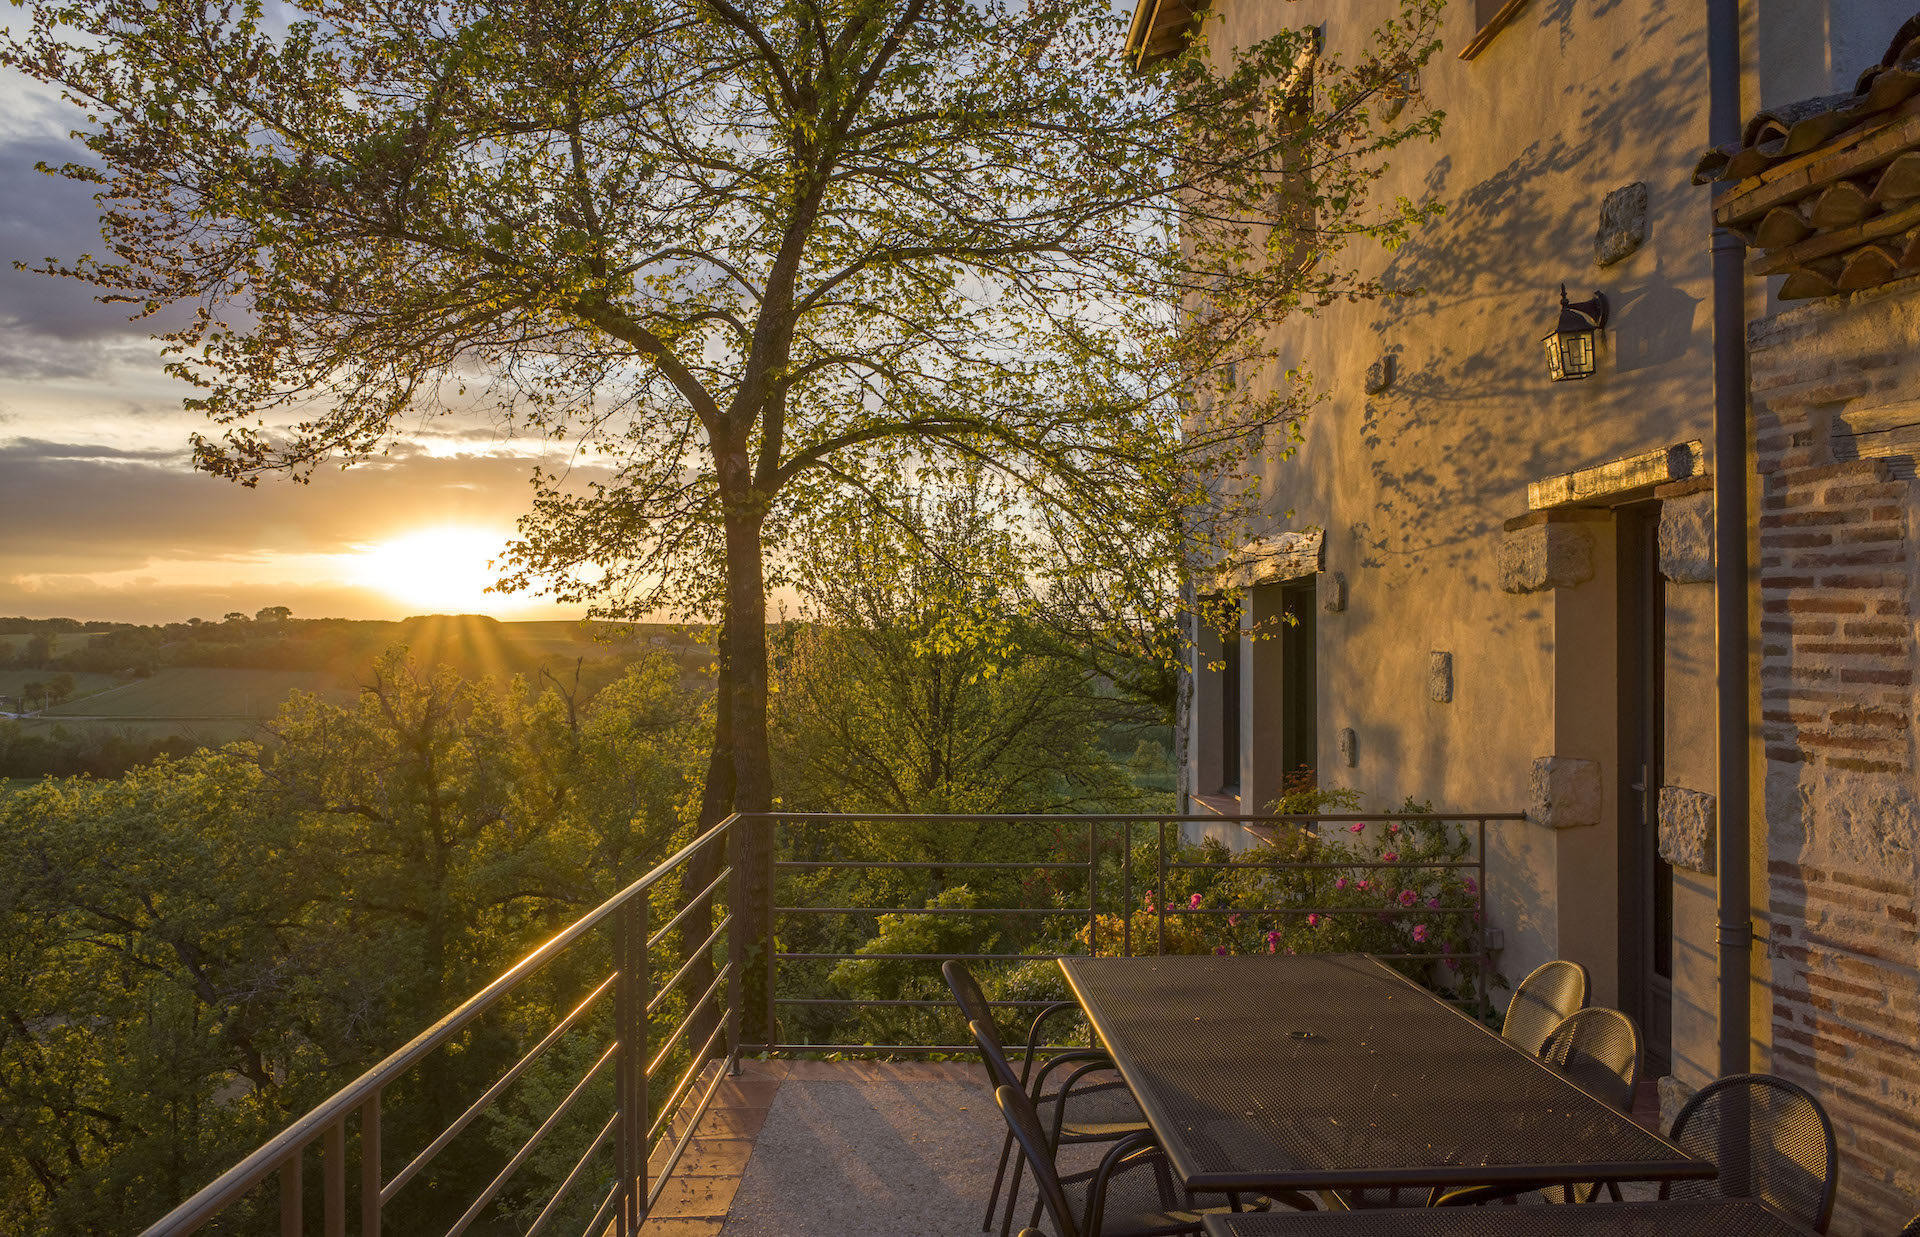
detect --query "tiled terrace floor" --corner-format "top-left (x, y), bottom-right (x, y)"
top-left (642, 1059), bottom-right (1002, 1236)
top-left (640, 1060), bottom-right (1670, 1235)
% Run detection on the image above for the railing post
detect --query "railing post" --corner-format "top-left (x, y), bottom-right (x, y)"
top-left (613, 895), bottom-right (643, 1236)
top-left (1156, 818), bottom-right (1167, 956)
top-left (279, 1150), bottom-right (302, 1237)
top-left (727, 820), bottom-right (743, 1075)
top-left (733, 811), bottom-right (775, 1050)
top-left (323, 1119), bottom-right (345, 1237)
top-left (360, 1092), bottom-right (381, 1237)
top-left (1086, 820), bottom-right (1098, 958)
top-left (1122, 824), bottom-right (1133, 958)
top-left (1475, 818), bottom-right (1490, 1017)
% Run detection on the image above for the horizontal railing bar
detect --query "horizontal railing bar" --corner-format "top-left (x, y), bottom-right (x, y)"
top-left (645, 1020), bottom-right (730, 1148)
top-left (1164, 860), bottom-right (1483, 871)
top-left (750, 812), bottom-right (1524, 822)
top-left (775, 860), bottom-right (1090, 870)
top-left (646, 914), bottom-right (732, 1017)
top-left (776, 998), bottom-right (1059, 1008)
top-left (384, 973), bottom-right (617, 1205)
top-left (446, 1041), bottom-right (618, 1237)
top-left (646, 1049), bottom-right (735, 1210)
top-left (758, 1043), bottom-right (1082, 1055)
top-left (647, 964), bottom-right (731, 1078)
top-left (1165, 907), bottom-right (1480, 917)
top-left (136, 815), bottom-right (736, 1237)
top-left (647, 866), bottom-right (732, 950)
top-left (775, 906), bottom-right (1077, 917)
top-left (522, 1112), bottom-right (616, 1237)
top-left (774, 952), bottom-right (1087, 962)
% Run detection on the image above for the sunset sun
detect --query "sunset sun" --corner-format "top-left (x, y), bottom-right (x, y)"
top-left (352, 528), bottom-right (511, 613)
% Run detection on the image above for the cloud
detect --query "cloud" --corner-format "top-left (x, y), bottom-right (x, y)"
top-left (0, 434), bottom-right (615, 583)
top-left (0, 131), bottom-right (200, 380)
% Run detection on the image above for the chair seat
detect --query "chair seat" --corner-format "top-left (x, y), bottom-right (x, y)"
top-left (1040, 1072), bottom-right (1150, 1141)
top-left (1060, 1147), bottom-right (1266, 1237)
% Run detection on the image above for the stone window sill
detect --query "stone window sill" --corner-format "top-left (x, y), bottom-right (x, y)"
top-left (1460, 0), bottom-right (1528, 60)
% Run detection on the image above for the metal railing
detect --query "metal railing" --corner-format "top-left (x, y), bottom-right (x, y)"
top-left (759, 812), bottom-right (1523, 1056)
top-left (139, 808), bottom-right (1521, 1235)
top-left (139, 816), bottom-right (742, 1237)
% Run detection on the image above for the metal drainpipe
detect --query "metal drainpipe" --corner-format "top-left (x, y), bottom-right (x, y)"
top-left (1707, 0), bottom-right (1753, 1080)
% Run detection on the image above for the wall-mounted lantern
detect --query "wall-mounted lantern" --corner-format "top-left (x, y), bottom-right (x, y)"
top-left (1543, 285), bottom-right (1609, 382)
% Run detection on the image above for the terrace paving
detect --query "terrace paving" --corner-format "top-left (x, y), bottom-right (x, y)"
top-left (638, 1059), bottom-right (1669, 1235)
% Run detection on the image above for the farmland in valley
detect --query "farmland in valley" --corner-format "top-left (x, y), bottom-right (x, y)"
top-left (38, 667), bottom-right (356, 720)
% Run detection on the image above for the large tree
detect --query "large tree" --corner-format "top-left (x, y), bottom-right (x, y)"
top-left (4, 0), bottom-right (1444, 1029)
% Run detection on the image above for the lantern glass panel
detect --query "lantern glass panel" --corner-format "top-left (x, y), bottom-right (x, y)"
top-left (1543, 327), bottom-right (1596, 381)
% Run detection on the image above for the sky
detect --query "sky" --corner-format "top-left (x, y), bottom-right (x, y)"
top-left (0, 70), bottom-right (601, 625)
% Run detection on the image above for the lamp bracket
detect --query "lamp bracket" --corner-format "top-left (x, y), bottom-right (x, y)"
top-left (1558, 283), bottom-right (1609, 329)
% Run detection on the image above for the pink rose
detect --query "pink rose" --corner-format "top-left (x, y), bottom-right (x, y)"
top-left (1265, 930), bottom-right (1280, 954)
top-left (1382, 852), bottom-right (1398, 862)
top-left (1356, 880), bottom-right (1370, 890)
top-left (1189, 892), bottom-right (1203, 910)
top-left (1334, 877), bottom-right (1348, 890)
top-left (1215, 945), bottom-right (1228, 956)
top-left (1412, 924), bottom-right (1428, 943)
top-left (1444, 957), bottom-right (1460, 971)
top-left (1306, 913), bottom-right (1320, 927)
top-left (1428, 897), bottom-right (1441, 909)
top-left (1463, 877), bottom-right (1477, 894)
top-left (1348, 823), bottom-right (1366, 834)
top-left (1228, 912), bottom-right (1242, 927)
top-left (1388, 823), bottom-right (1400, 834)
top-left (1398, 889), bottom-right (1417, 907)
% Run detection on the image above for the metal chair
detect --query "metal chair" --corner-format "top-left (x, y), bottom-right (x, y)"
top-left (1501, 958), bottom-right (1590, 1057)
top-left (1899, 1213), bottom-right (1920, 1237)
top-left (1538, 1007), bottom-right (1640, 1203)
top-left (1660, 1073), bottom-right (1839, 1234)
top-left (944, 961), bottom-right (1146, 1234)
top-left (1434, 1005), bottom-right (1640, 1207)
top-left (993, 1082), bottom-right (1257, 1237)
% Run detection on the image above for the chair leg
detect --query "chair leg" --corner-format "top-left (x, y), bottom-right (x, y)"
top-left (983, 1128), bottom-right (1015, 1230)
top-left (1000, 1148), bottom-right (1027, 1237)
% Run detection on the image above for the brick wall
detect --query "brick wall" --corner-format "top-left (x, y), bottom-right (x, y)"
top-left (1749, 284), bottom-right (1920, 1236)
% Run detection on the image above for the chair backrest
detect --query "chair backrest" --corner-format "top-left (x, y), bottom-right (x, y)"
top-left (942, 959), bottom-right (1011, 1054)
top-left (966, 1017), bottom-right (1023, 1094)
top-left (1899, 1213), bottom-right (1920, 1237)
top-left (1663, 1074), bottom-right (1839, 1234)
top-left (1539, 1007), bottom-right (1640, 1112)
top-left (1502, 959), bottom-right (1589, 1056)
top-left (993, 1082), bottom-right (1081, 1237)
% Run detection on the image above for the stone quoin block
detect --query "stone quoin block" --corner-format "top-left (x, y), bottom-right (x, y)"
top-left (1595, 182), bottom-right (1649, 267)
top-left (1318, 571), bottom-right (1347, 613)
top-left (1428, 651), bottom-right (1453, 703)
top-left (1657, 1075), bottom-right (1697, 1134)
top-left (1338, 727), bottom-right (1357, 767)
top-left (1657, 785), bottom-right (1717, 874)
top-left (1659, 488), bottom-right (1714, 584)
top-left (1528, 756), bottom-right (1603, 829)
top-left (1498, 521), bottom-right (1594, 594)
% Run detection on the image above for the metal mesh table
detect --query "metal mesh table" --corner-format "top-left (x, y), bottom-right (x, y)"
top-left (1058, 955), bottom-right (1713, 1195)
top-left (1203, 1200), bottom-right (1818, 1236)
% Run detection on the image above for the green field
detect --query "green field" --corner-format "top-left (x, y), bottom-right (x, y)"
top-left (0, 670), bottom-right (122, 705)
top-left (0, 632), bottom-right (96, 656)
top-left (39, 668), bottom-right (355, 720)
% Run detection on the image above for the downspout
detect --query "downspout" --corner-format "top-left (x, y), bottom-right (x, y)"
top-left (1707, 0), bottom-right (1753, 1079)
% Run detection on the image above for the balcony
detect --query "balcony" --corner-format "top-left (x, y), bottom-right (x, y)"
top-left (134, 810), bottom-right (1517, 1236)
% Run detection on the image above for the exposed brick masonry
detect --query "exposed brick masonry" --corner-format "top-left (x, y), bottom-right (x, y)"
top-left (1749, 286), bottom-right (1920, 1237)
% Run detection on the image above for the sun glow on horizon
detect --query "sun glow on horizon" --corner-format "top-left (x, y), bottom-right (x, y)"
top-left (351, 528), bottom-right (515, 613)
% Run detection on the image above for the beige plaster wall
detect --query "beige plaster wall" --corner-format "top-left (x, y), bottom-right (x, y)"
top-left (1194, 0), bottom-right (1717, 1002)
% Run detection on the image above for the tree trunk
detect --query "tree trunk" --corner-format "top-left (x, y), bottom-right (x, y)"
top-left (681, 612), bottom-right (734, 1058)
top-left (722, 499), bottom-right (775, 1045)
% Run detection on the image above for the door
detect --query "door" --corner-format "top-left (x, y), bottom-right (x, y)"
top-left (1617, 503), bottom-right (1673, 1077)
